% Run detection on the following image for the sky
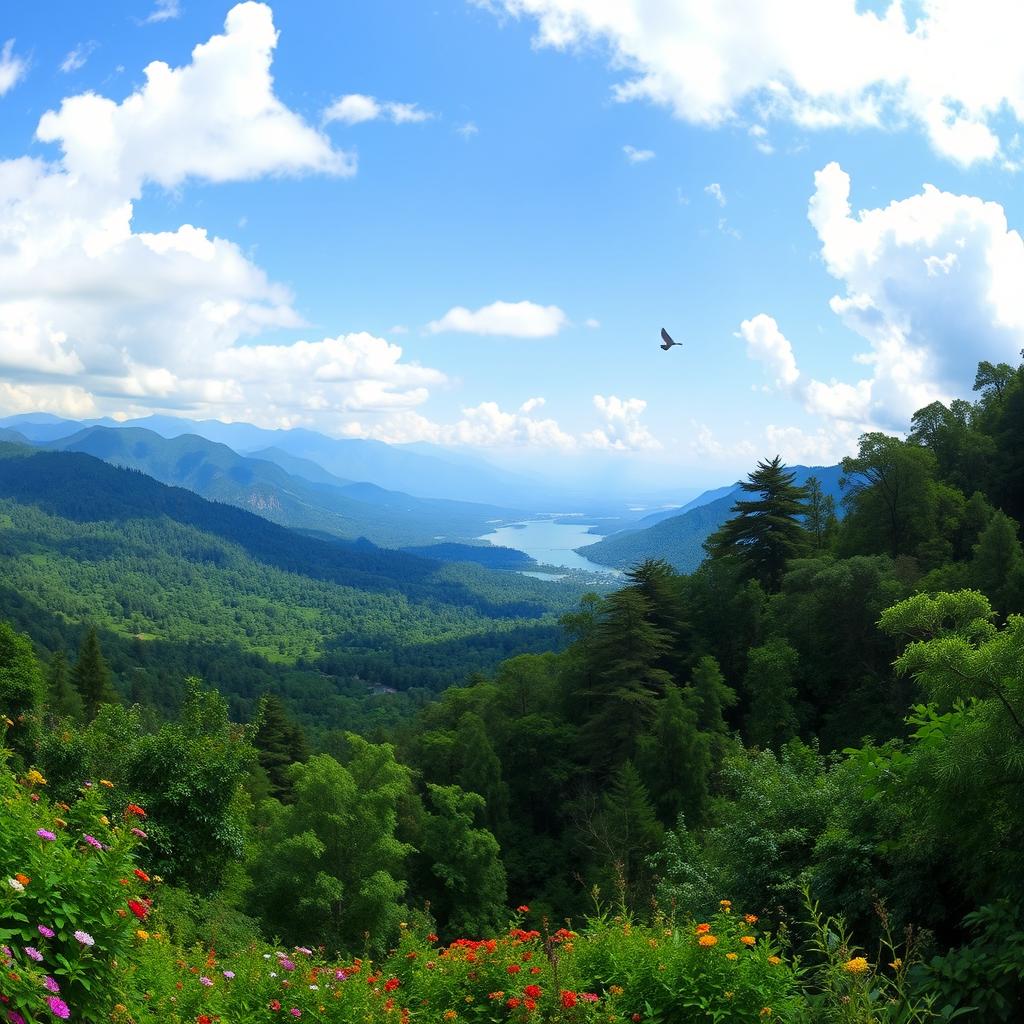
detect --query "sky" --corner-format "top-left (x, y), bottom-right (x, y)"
top-left (2, 0), bottom-right (1024, 489)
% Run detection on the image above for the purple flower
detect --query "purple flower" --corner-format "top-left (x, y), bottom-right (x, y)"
top-left (223, 970), bottom-right (235, 979)
top-left (200, 976), bottom-right (213, 987)
top-left (295, 946), bottom-right (312, 955)
top-left (279, 958), bottom-right (296, 972)
top-left (74, 930), bottom-right (94, 947)
top-left (38, 925), bottom-right (55, 939)
top-left (36, 829), bottom-right (56, 842)
top-left (131, 827), bottom-right (147, 839)
top-left (44, 976), bottom-right (60, 993)
top-left (9, 1011), bottom-right (27, 1024)
top-left (83, 834), bottom-right (103, 850)
top-left (334, 969), bottom-right (348, 981)
top-left (290, 1011), bottom-right (301, 1019)
top-left (47, 996), bottom-right (71, 1020)
top-left (24, 946), bottom-right (43, 961)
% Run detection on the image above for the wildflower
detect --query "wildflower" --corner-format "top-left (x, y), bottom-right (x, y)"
top-left (517, 905), bottom-right (530, 913)
top-left (36, 829), bottom-right (56, 842)
top-left (561, 992), bottom-right (577, 1009)
top-left (7, 879), bottom-right (24, 893)
top-left (126, 804), bottom-right (146, 817)
top-left (506, 998), bottom-right (521, 1009)
top-left (290, 1010), bottom-right (301, 1018)
top-left (47, 997), bottom-right (71, 1020)
top-left (890, 958), bottom-right (903, 970)
top-left (506, 963), bottom-right (521, 974)
top-left (842, 957), bottom-right (869, 974)
top-left (134, 869), bottom-right (151, 883)
top-left (609, 985), bottom-right (624, 996)
top-left (24, 947), bottom-right (42, 962)
top-left (695, 923), bottom-right (711, 934)
top-left (200, 976), bottom-right (213, 987)
top-left (15, 873), bottom-right (30, 886)
top-left (524, 998), bottom-right (537, 1011)
top-left (83, 835), bottom-right (103, 850)
top-left (44, 977), bottom-right (60, 993)
top-left (269, 1000), bottom-right (281, 1010)
top-left (223, 970), bottom-right (235, 979)
top-left (725, 952), bottom-right (738, 961)
top-left (698, 934), bottom-right (718, 947)
top-left (131, 827), bottom-right (148, 839)
top-left (745, 914), bottom-right (759, 924)
top-left (760, 1009), bottom-right (772, 1018)
top-left (524, 985), bottom-right (542, 999)
top-left (8, 1012), bottom-right (26, 1024)
top-left (384, 978), bottom-right (400, 992)
top-left (52, 818), bottom-right (66, 829)
top-left (335, 969), bottom-right (347, 981)
top-left (25, 769), bottom-right (46, 786)
top-left (719, 899), bottom-right (732, 908)
top-left (488, 992), bottom-right (505, 1000)
top-left (136, 930), bottom-right (149, 941)
top-left (295, 946), bottom-right (312, 955)
top-left (100, 779), bottom-right (114, 788)
top-left (529, 966), bottom-right (542, 975)
top-left (74, 930), bottom-right (94, 947)
top-left (128, 900), bottom-right (148, 920)
top-left (768, 956), bottom-right (781, 965)
top-left (426, 933), bottom-right (438, 943)
top-left (444, 1013), bottom-right (457, 1021)
top-left (198, 1017), bottom-right (213, 1024)
top-left (99, 816), bottom-right (109, 826)
top-left (740, 935), bottom-right (756, 946)
top-left (38, 925), bottom-right (55, 939)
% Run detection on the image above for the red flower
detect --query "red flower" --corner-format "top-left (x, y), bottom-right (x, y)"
top-left (517, 905), bottom-right (530, 913)
top-left (524, 998), bottom-right (537, 1011)
top-left (524, 985), bottom-right (542, 999)
top-left (427, 934), bottom-right (438, 944)
top-left (561, 991), bottom-right (577, 1009)
top-left (506, 964), bottom-right (521, 975)
top-left (529, 967), bottom-right (542, 975)
top-left (134, 869), bottom-right (151, 883)
top-left (384, 978), bottom-right (400, 992)
top-left (128, 899), bottom-right (148, 920)
top-left (269, 1000), bottom-right (281, 1011)
top-left (506, 997), bottom-right (521, 1009)
top-left (197, 1016), bottom-right (212, 1024)
top-left (126, 803), bottom-right (147, 817)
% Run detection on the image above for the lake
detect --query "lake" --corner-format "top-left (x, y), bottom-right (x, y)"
top-left (478, 518), bottom-right (622, 576)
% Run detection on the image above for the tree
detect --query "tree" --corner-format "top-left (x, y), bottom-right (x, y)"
top-left (624, 559), bottom-right (693, 681)
top-left (804, 476), bottom-right (838, 552)
top-left (252, 693), bottom-right (309, 802)
top-left (970, 511), bottom-right (1024, 616)
top-left (0, 621), bottom-right (45, 763)
top-left (705, 456), bottom-right (809, 591)
top-left (744, 638), bottom-right (800, 749)
top-left (973, 360), bottom-right (1015, 400)
top-left (637, 684), bottom-right (710, 828)
top-left (46, 649), bottom-right (83, 721)
top-left (72, 627), bottom-right (118, 719)
top-left (454, 712), bottom-right (510, 836)
top-left (690, 654), bottom-right (737, 735)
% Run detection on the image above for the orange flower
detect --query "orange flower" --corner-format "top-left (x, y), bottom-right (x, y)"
top-left (726, 952), bottom-right (738, 961)
top-left (768, 956), bottom-right (781, 965)
top-left (14, 873), bottom-right (30, 886)
top-left (719, 899), bottom-right (732, 908)
top-left (740, 936), bottom-right (756, 946)
top-left (695, 923), bottom-right (711, 934)
top-left (698, 934), bottom-right (718, 947)
top-left (760, 1009), bottom-right (772, 1018)
top-left (745, 914), bottom-right (759, 924)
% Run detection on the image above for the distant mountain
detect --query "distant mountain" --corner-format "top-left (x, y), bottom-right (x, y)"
top-left (581, 464), bottom-right (847, 573)
top-left (44, 426), bottom-right (520, 548)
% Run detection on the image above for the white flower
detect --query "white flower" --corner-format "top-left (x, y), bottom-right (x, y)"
top-left (269, 972), bottom-right (277, 978)
top-left (7, 878), bottom-right (24, 892)
top-left (309, 984), bottom-right (319, 990)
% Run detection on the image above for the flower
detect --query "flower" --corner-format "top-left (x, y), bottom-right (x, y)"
top-left (9, 1012), bottom-right (26, 1024)
top-left (698, 934), bottom-right (718, 947)
top-left (524, 985), bottom-right (542, 999)
top-left (768, 956), bottom-right (781, 965)
top-left (14, 873), bottom-right (30, 886)
top-left (719, 899), bottom-right (732, 908)
top-left (384, 978), bottom-right (400, 992)
top-left (517, 905), bottom-right (530, 913)
top-left (36, 829), bottom-right (56, 842)
top-left (38, 925), bottom-right (55, 939)
top-left (74, 930), bottom-right (94, 946)
top-left (726, 952), bottom-right (738, 961)
top-left (24, 947), bottom-right (43, 962)
top-left (843, 957), bottom-right (870, 974)
top-left (506, 963), bottom-right (521, 974)
top-left (609, 985), bottom-right (624, 996)
top-left (128, 899), bottom-right (148, 920)
top-left (695, 923), bottom-right (711, 934)
top-left (524, 998), bottom-right (537, 1011)
top-left (7, 878), bottom-right (24, 892)
top-left (269, 1000), bottom-right (281, 1010)
top-left (223, 970), bottom-right (235, 979)
top-left (890, 958), bottom-right (903, 970)
top-left (136, 930), bottom-right (149, 941)
top-left (745, 913), bottom-right (759, 924)
top-left (126, 804), bottom-right (146, 817)
top-left (130, 827), bottom-right (148, 839)
top-left (295, 946), bottom-right (312, 955)
top-left (134, 869), bottom-right (151, 883)
top-left (83, 835), bottom-right (103, 850)
top-left (506, 998), bottom-right (520, 1009)
top-left (561, 991), bottom-right (577, 1008)
top-left (334, 970), bottom-right (347, 981)
top-left (25, 769), bottom-right (46, 786)
top-left (44, 977), bottom-right (60, 993)
top-left (740, 935), bottom-right (756, 946)
top-left (100, 779), bottom-right (114, 788)
top-left (760, 1009), bottom-right (772, 1018)
top-left (444, 1013), bottom-right (458, 1021)
top-left (47, 997), bottom-right (71, 1020)
top-left (289, 1010), bottom-right (301, 1018)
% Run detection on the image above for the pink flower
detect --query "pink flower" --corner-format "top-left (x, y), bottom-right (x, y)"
top-left (74, 930), bottom-right (94, 946)
top-left (47, 997), bottom-right (71, 1020)
top-left (24, 946), bottom-right (42, 961)
top-left (200, 976), bottom-right (213, 986)
top-left (83, 835), bottom-right (103, 850)
top-left (44, 976), bottom-right (60, 993)
top-left (36, 829), bottom-right (56, 842)
top-left (290, 1011), bottom-right (301, 1019)
top-left (131, 827), bottom-right (147, 839)
top-left (38, 925), bottom-right (55, 939)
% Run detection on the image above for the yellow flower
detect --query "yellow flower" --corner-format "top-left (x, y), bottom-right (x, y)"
top-left (647, 938), bottom-right (658, 948)
top-left (99, 815), bottom-right (110, 826)
top-left (609, 985), bottom-right (624, 996)
top-left (843, 957), bottom-right (870, 974)
top-left (890, 958), bottom-right (903, 970)
top-left (465, 995), bottom-right (474, 1003)
top-left (698, 934), bottom-right (718, 947)
top-left (726, 952), bottom-right (738, 961)
top-left (768, 956), bottom-right (781, 965)
top-left (100, 779), bottom-right (114, 788)
top-left (53, 817), bottom-right (67, 828)
top-left (443, 1012), bottom-right (457, 1021)
top-left (136, 929), bottom-right (149, 941)
top-left (25, 769), bottom-right (46, 786)
top-left (724, 991), bottom-right (734, 1000)
top-left (719, 899), bottom-right (731, 907)
top-left (760, 1009), bottom-right (772, 1018)
top-left (740, 935), bottom-right (756, 946)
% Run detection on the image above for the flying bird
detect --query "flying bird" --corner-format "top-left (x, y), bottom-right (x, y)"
top-left (660, 327), bottom-right (681, 351)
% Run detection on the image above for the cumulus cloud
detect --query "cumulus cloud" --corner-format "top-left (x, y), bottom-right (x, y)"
top-left (427, 300), bottom-right (568, 337)
top-left (481, 0), bottom-right (1024, 166)
top-left (704, 182), bottom-right (726, 206)
top-left (0, 40), bottom-right (28, 96)
top-left (0, 3), bottom-right (432, 429)
top-left (583, 395), bottom-right (660, 451)
top-left (738, 314), bottom-right (800, 389)
top-left (323, 93), bottom-right (433, 125)
top-left (623, 144), bottom-right (655, 163)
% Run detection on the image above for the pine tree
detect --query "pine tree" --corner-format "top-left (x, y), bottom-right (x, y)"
top-left (253, 693), bottom-right (310, 802)
top-left (705, 456), bottom-right (809, 591)
top-left (690, 654), bottom-right (737, 779)
top-left (804, 476), bottom-right (838, 552)
top-left (971, 510), bottom-right (1024, 616)
top-left (46, 649), bottom-right (82, 720)
top-left (624, 559), bottom-right (693, 681)
top-left (0, 621), bottom-right (45, 764)
top-left (744, 638), bottom-right (800, 749)
top-left (72, 627), bottom-right (118, 720)
top-left (637, 685), bottom-right (710, 828)
top-left (455, 712), bottom-right (510, 836)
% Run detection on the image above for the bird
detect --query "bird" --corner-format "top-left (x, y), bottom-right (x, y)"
top-left (660, 327), bottom-right (681, 351)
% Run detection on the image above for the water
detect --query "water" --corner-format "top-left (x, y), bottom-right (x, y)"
top-left (478, 518), bottom-right (621, 576)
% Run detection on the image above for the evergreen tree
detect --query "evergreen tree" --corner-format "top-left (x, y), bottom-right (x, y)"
top-left (46, 649), bottom-right (83, 720)
top-left (0, 620), bottom-right (45, 763)
top-left (971, 510), bottom-right (1024, 616)
top-left (744, 638), bottom-right (800, 749)
top-left (804, 476), bottom-right (838, 552)
top-left (690, 654), bottom-right (737, 778)
top-left (253, 693), bottom-right (310, 802)
top-left (454, 711), bottom-right (510, 836)
top-left (705, 456), bottom-right (809, 591)
top-left (624, 559), bottom-right (693, 681)
top-left (637, 685), bottom-right (710, 828)
top-left (72, 627), bottom-right (118, 719)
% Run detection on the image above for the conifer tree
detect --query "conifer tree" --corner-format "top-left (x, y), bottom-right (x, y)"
top-left (804, 475), bottom-right (838, 552)
top-left (744, 637), bottom-right (800, 749)
top-left (455, 711), bottom-right (510, 836)
top-left (0, 621), bottom-right (45, 763)
top-left (637, 684), bottom-right (710, 828)
top-left (690, 654), bottom-right (737, 778)
top-left (253, 693), bottom-right (310, 802)
top-left (46, 649), bottom-right (83, 720)
top-left (705, 456), bottom-right (809, 591)
top-left (624, 559), bottom-right (693, 681)
top-left (72, 627), bottom-right (118, 720)
top-left (970, 510), bottom-right (1024, 615)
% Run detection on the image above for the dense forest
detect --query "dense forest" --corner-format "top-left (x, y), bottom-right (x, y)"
top-left (4, 357), bottom-right (1024, 1021)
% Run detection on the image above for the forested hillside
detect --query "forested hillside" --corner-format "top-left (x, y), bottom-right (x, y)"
top-left (3, 358), bottom-right (1024, 1021)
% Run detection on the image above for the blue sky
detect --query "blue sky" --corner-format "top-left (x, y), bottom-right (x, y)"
top-left (2, 0), bottom-right (1024, 489)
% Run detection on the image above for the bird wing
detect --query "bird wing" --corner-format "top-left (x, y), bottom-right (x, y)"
top-left (660, 327), bottom-right (676, 347)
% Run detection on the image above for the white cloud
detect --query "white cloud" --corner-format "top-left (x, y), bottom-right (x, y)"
top-left (0, 40), bottom-right (28, 96)
top-left (481, 0), bottom-right (1024, 167)
top-left (583, 395), bottom-right (660, 451)
top-left (144, 0), bottom-right (181, 23)
top-left (456, 120), bottom-right (479, 139)
top-left (323, 93), bottom-right (433, 126)
top-left (0, 4), bottom-right (419, 430)
top-left (764, 423), bottom-right (858, 465)
top-left (585, 317), bottom-right (600, 328)
top-left (61, 42), bottom-right (96, 74)
top-left (738, 314), bottom-right (800, 389)
top-left (623, 144), bottom-right (655, 163)
top-left (427, 300), bottom-right (568, 337)
top-left (689, 422), bottom-right (756, 460)
top-left (704, 182), bottom-right (726, 206)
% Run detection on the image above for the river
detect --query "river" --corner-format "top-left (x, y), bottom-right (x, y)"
top-left (478, 518), bottom-right (622, 577)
